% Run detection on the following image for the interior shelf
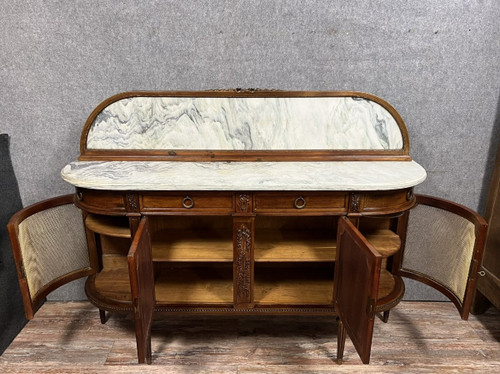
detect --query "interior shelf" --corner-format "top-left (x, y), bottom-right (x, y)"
top-left (155, 265), bottom-right (233, 305)
top-left (152, 230), bottom-right (233, 262)
top-left (85, 214), bottom-right (131, 238)
top-left (255, 230), bottom-right (336, 262)
top-left (150, 227), bottom-right (399, 262)
top-left (378, 269), bottom-right (397, 299)
top-left (254, 264), bottom-right (400, 306)
top-left (364, 229), bottom-right (401, 257)
top-left (91, 256), bottom-right (132, 303)
top-left (88, 258), bottom-right (401, 310)
top-left (254, 264), bottom-right (334, 305)
top-left (254, 228), bottom-right (399, 261)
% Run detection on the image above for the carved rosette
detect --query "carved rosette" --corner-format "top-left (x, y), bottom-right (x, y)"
top-left (126, 193), bottom-right (140, 212)
top-left (236, 225), bottom-right (252, 302)
top-left (237, 193), bottom-right (250, 213)
top-left (350, 193), bottom-right (362, 213)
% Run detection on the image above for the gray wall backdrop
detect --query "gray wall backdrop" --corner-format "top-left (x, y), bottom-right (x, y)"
top-left (1, 1), bottom-right (499, 300)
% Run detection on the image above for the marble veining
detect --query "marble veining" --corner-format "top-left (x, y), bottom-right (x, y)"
top-left (86, 97), bottom-right (404, 151)
top-left (61, 160), bottom-right (426, 191)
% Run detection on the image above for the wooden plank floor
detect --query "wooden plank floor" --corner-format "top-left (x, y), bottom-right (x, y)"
top-left (1, 301), bottom-right (499, 373)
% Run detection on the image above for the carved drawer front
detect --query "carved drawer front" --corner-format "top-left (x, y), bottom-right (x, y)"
top-left (254, 192), bottom-right (348, 214)
top-left (75, 188), bottom-right (126, 214)
top-left (350, 189), bottom-right (415, 215)
top-left (141, 192), bottom-right (235, 213)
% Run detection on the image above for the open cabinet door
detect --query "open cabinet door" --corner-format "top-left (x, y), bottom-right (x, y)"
top-left (334, 217), bottom-right (382, 364)
top-left (397, 194), bottom-right (487, 319)
top-left (7, 195), bottom-right (97, 319)
top-left (127, 216), bottom-right (155, 364)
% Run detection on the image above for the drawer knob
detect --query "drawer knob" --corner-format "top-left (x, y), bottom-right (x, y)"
top-left (182, 196), bottom-right (194, 209)
top-left (294, 196), bottom-right (306, 209)
top-left (76, 191), bottom-right (83, 201)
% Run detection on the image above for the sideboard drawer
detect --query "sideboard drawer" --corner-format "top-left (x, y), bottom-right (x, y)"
top-left (254, 192), bottom-right (348, 214)
top-left (75, 188), bottom-right (127, 214)
top-left (349, 189), bottom-right (415, 215)
top-left (141, 192), bottom-right (235, 213)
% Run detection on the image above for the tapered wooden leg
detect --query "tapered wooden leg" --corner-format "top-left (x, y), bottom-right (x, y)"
top-left (136, 333), bottom-right (152, 364)
top-left (382, 310), bottom-right (390, 323)
top-left (337, 318), bottom-right (346, 364)
top-left (471, 290), bottom-right (491, 315)
top-left (99, 309), bottom-right (107, 324)
top-left (376, 310), bottom-right (390, 323)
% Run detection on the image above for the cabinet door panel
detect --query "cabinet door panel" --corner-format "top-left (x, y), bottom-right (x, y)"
top-left (334, 217), bottom-right (382, 364)
top-left (7, 195), bottom-right (96, 319)
top-left (128, 216), bottom-right (155, 364)
top-left (397, 194), bottom-right (487, 319)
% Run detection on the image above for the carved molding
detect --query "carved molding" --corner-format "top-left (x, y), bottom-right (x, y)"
top-left (237, 193), bottom-right (250, 213)
top-left (209, 88), bottom-right (280, 93)
top-left (236, 225), bottom-right (252, 302)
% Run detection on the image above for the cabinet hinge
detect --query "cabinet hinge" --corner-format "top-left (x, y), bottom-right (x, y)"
top-left (367, 298), bottom-right (376, 317)
top-left (468, 259), bottom-right (480, 281)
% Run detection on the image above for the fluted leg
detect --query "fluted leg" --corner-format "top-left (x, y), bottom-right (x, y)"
top-left (337, 318), bottom-right (346, 364)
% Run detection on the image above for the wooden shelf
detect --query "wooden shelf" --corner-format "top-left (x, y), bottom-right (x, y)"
top-left (152, 230), bottom-right (233, 262)
top-left (151, 228), bottom-right (400, 262)
top-left (155, 265), bottom-right (233, 304)
top-left (364, 229), bottom-right (401, 257)
top-left (85, 214), bottom-right (131, 238)
top-left (254, 264), bottom-right (334, 305)
top-left (376, 270), bottom-right (405, 312)
top-left (88, 257), bottom-right (401, 309)
top-left (92, 256), bottom-right (132, 303)
top-left (378, 269), bottom-right (396, 300)
top-left (254, 265), bottom-right (400, 306)
top-left (255, 230), bottom-right (336, 262)
top-left (152, 229), bottom-right (338, 263)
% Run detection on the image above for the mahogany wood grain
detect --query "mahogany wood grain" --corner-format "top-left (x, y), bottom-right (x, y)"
top-left (141, 192), bottom-right (234, 213)
top-left (75, 188), bottom-right (127, 215)
top-left (76, 189), bottom-right (416, 217)
top-left (127, 217), bottom-right (155, 364)
top-left (253, 192), bottom-right (348, 214)
top-left (334, 217), bottom-right (382, 364)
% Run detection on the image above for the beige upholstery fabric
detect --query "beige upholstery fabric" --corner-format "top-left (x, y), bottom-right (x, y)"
top-left (18, 204), bottom-right (89, 299)
top-left (403, 204), bottom-right (475, 303)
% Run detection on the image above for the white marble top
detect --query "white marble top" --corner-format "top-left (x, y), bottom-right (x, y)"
top-left (61, 160), bottom-right (426, 191)
top-left (86, 97), bottom-right (404, 151)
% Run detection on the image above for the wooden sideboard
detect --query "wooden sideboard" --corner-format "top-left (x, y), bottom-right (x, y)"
top-left (8, 90), bottom-right (487, 365)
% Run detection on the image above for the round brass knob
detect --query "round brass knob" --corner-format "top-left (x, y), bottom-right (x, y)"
top-left (294, 196), bottom-right (306, 209)
top-left (76, 191), bottom-right (83, 201)
top-left (182, 196), bottom-right (194, 209)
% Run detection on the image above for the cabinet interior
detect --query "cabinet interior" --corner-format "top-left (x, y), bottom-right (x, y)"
top-left (86, 213), bottom-right (402, 308)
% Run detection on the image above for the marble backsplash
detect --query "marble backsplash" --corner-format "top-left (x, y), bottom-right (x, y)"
top-left (86, 96), bottom-right (404, 151)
